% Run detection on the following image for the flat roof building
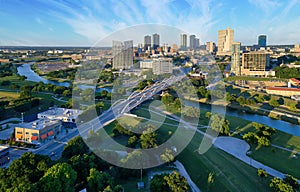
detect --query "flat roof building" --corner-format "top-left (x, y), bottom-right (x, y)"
top-left (241, 51), bottom-right (270, 76)
top-left (217, 27), bottom-right (234, 56)
top-left (152, 58), bottom-right (173, 75)
top-left (37, 107), bottom-right (82, 124)
top-left (0, 146), bottom-right (9, 166)
top-left (266, 87), bottom-right (300, 97)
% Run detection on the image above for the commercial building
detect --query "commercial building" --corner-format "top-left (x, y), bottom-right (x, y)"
top-left (0, 146), bottom-right (9, 166)
top-left (180, 34), bottom-right (187, 50)
top-left (152, 33), bottom-right (160, 50)
top-left (241, 51), bottom-right (270, 76)
top-left (152, 58), bottom-right (173, 75)
top-left (206, 42), bottom-right (216, 53)
top-left (231, 42), bottom-right (241, 76)
top-left (139, 60), bottom-right (153, 69)
top-left (112, 40), bottom-right (133, 70)
top-left (38, 107), bottom-right (82, 127)
top-left (144, 35), bottom-right (151, 51)
top-left (217, 27), bottom-right (234, 56)
top-left (189, 35), bottom-right (196, 50)
top-left (266, 87), bottom-right (300, 97)
top-left (258, 35), bottom-right (267, 47)
top-left (15, 119), bottom-right (61, 143)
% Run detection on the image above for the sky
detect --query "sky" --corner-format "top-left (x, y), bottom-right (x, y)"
top-left (0, 0), bottom-right (300, 46)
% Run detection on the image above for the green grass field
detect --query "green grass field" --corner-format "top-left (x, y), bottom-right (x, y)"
top-left (0, 90), bottom-right (19, 99)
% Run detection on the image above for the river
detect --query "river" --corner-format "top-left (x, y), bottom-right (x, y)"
top-left (17, 64), bottom-right (111, 92)
top-left (185, 100), bottom-right (300, 137)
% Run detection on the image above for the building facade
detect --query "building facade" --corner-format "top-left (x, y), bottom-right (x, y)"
top-left (189, 35), bottom-right (196, 50)
top-left (180, 34), bottom-right (187, 50)
top-left (241, 51), bottom-right (270, 76)
top-left (206, 42), bottom-right (216, 53)
top-left (112, 40), bottom-right (133, 70)
top-left (266, 87), bottom-right (300, 97)
top-left (217, 27), bottom-right (234, 56)
top-left (152, 33), bottom-right (160, 50)
top-left (15, 119), bottom-right (61, 143)
top-left (152, 58), bottom-right (173, 75)
top-left (144, 35), bottom-right (151, 51)
top-left (258, 35), bottom-right (267, 47)
top-left (231, 42), bottom-right (241, 76)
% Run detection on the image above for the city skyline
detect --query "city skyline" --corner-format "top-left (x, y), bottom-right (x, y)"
top-left (0, 0), bottom-right (300, 46)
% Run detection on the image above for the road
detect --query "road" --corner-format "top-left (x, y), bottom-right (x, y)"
top-left (32, 75), bottom-right (185, 158)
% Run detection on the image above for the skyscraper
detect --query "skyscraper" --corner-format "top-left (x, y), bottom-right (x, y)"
top-left (231, 42), bottom-right (241, 76)
top-left (144, 35), bottom-right (151, 51)
top-left (217, 27), bottom-right (234, 56)
top-left (258, 35), bottom-right (267, 47)
top-left (206, 42), bottom-right (216, 53)
top-left (180, 34), bottom-right (187, 50)
top-left (153, 33), bottom-right (160, 50)
top-left (195, 38), bottom-right (200, 49)
top-left (189, 35), bottom-right (196, 50)
top-left (112, 40), bottom-right (133, 70)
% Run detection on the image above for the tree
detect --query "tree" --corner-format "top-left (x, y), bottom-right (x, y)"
top-left (269, 97), bottom-right (280, 107)
top-left (62, 89), bottom-right (71, 97)
top-left (127, 135), bottom-right (138, 148)
top-left (243, 132), bottom-right (257, 144)
top-left (257, 169), bottom-right (268, 179)
top-left (38, 163), bottom-right (77, 192)
top-left (150, 174), bottom-right (169, 192)
top-left (257, 136), bottom-right (270, 147)
top-left (62, 136), bottom-right (89, 159)
top-left (210, 114), bottom-right (230, 135)
top-left (140, 127), bottom-right (157, 149)
top-left (205, 112), bottom-right (211, 118)
top-left (182, 106), bottom-right (200, 119)
top-left (161, 93), bottom-right (174, 106)
top-left (164, 171), bottom-right (190, 192)
top-left (207, 172), bottom-right (215, 190)
top-left (87, 168), bottom-right (113, 192)
top-left (270, 177), bottom-right (293, 192)
top-left (160, 148), bottom-right (175, 164)
top-left (284, 174), bottom-right (299, 190)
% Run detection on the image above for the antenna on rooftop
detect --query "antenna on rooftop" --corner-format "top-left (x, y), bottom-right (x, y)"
top-left (21, 112), bottom-right (24, 124)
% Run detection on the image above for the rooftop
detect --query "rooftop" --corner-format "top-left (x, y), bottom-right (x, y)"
top-left (0, 145), bottom-right (9, 151)
top-left (266, 87), bottom-right (300, 92)
top-left (18, 119), bottom-right (60, 130)
top-left (38, 107), bottom-right (82, 119)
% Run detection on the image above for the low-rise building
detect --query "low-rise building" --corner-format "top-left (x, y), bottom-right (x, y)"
top-left (266, 87), bottom-right (300, 97)
top-left (15, 119), bottom-right (61, 143)
top-left (289, 78), bottom-right (300, 86)
top-left (0, 146), bottom-right (9, 166)
top-left (37, 107), bottom-right (82, 127)
top-left (139, 60), bottom-right (153, 69)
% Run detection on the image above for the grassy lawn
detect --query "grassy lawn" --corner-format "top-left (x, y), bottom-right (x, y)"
top-left (0, 76), bottom-right (37, 88)
top-left (178, 133), bottom-right (272, 192)
top-left (0, 90), bottom-right (19, 99)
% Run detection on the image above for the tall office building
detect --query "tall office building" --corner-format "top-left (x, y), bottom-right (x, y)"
top-left (112, 40), bottom-right (133, 70)
top-left (241, 51), bottom-right (270, 76)
top-left (217, 27), bottom-right (234, 56)
top-left (189, 35), bottom-right (196, 50)
top-left (206, 42), bottom-right (216, 53)
top-left (153, 33), bottom-right (160, 50)
top-left (195, 38), bottom-right (200, 49)
top-left (258, 35), bottom-right (267, 47)
top-left (231, 42), bottom-right (241, 76)
top-left (144, 35), bottom-right (151, 51)
top-left (180, 34), bottom-right (187, 50)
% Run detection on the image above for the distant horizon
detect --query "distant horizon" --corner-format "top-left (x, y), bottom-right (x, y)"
top-left (1, 1), bottom-right (300, 46)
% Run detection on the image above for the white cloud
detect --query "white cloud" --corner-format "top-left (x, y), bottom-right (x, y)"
top-left (248, 0), bottom-right (281, 14)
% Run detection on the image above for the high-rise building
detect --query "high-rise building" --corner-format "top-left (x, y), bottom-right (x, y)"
top-left (195, 38), bottom-right (200, 49)
top-left (180, 34), bottom-right (187, 50)
top-left (258, 35), bottom-right (267, 47)
top-left (217, 27), bottom-right (234, 56)
top-left (144, 35), bottom-right (151, 51)
top-left (241, 51), bottom-right (270, 76)
top-left (189, 35), bottom-right (196, 50)
top-left (112, 40), bottom-right (133, 70)
top-left (231, 42), bottom-right (241, 76)
top-left (153, 33), bottom-right (160, 50)
top-left (163, 43), bottom-right (168, 53)
top-left (206, 42), bottom-right (216, 53)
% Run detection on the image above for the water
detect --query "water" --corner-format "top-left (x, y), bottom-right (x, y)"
top-left (17, 64), bottom-right (111, 92)
top-left (185, 100), bottom-right (300, 136)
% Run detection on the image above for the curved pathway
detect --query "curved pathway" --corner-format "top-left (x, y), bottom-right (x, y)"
top-left (213, 136), bottom-right (286, 179)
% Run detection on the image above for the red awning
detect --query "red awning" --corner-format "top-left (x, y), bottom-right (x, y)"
top-left (31, 136), bottom-right (38, 140)
top-left (40, 134), bottom-right (47, 139)
top-left (47, 130), bottom-right (54, 136)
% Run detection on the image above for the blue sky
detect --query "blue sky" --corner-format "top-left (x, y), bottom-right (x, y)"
top-left (0, 0), bottom-right (299, 46)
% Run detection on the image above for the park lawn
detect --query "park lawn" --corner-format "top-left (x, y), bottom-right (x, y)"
top-left (0, 90), bottom-right (19, 99)
top-left (0, 76), bottom-right (37, 88)
top-left (178, 133), bottom-right (271, 192)
top-left (251, 146), bottom-right (300, 179)
top-left (117, 176), bottom-right (148, 192)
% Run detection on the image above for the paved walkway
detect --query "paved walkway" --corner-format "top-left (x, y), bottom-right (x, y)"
top-left (213, 136), bottom-right (286, 179)
top-left (174, 161), bottom-right (201, 192)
